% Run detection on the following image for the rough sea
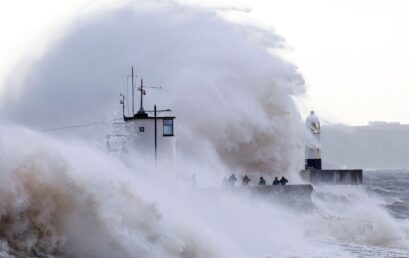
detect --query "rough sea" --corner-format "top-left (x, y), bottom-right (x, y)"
top-left (331, 170), bottom-right (409, 257)
top-left (1, 163), bottom-right (408, 258)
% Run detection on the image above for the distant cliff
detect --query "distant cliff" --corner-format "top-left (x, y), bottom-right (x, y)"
top-left (321, 123), bottom-right (409, 169)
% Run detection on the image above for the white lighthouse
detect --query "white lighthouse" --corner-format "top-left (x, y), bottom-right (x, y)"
top-left (305, 110), bottom-right (322, 169)
top-left (119, 67), bottom-right (176, 162)
top-left (301, 110), bottom-right (363, 185)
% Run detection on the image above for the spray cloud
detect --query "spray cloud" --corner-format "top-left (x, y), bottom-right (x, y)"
top-left (0, 2), bottom-right (305, 177)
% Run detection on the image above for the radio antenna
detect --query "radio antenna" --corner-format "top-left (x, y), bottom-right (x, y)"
top-left (131, 66), bottom-right (135, 115)
top-left (137, 78), bottom-right (162, 115)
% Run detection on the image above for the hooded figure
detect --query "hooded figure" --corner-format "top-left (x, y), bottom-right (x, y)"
top-left (258, 177), bottom-right (266, 186)
top-left (272, 177), bottom-right (280, 185)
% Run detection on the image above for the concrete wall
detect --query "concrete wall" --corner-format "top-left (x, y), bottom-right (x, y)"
top-left (300, 169), bottom-right (363, 185)
top-left (207, 185), bottom-right (315, 209)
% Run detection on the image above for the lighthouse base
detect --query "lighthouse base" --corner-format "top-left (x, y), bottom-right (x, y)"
top-left (305, 159), bottom-right (322, 170)
top-left (300, 169), bottom-right (363, 185)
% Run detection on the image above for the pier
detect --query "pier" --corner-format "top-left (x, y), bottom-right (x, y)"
top-left (300, 169), bottom-right (363, 185)
top-left (202, 184), bottom-right (314, 210)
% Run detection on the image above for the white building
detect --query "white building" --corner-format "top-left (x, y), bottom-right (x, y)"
top-left (109, 68), bottom-right (176, 162)
top-left (124, 111), bottom-right (176, 161)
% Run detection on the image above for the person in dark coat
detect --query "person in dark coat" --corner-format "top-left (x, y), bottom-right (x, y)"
top-left (279, 176), bottom-right (288, 185)
top-left (242, 175), bottom-right (251, 186)
top-left (272, 177), bottom-right (280, 185)
top-left (258, 177), bottom-right (266, 186)
top-left (228, 174), bottom-right (237, 186)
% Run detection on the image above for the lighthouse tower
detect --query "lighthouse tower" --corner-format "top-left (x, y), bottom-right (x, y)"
top-left (301, 111), bottom-right (363, 184)
top-left (120, 67), bottom-right (176, 161)
top-left (305, 110), bottom-right (322, 169)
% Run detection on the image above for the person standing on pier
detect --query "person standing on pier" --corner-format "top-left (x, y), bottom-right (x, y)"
top-left (258, 177), bottom-right (266, 186)
top-left (279, 176), bottom-right (288, 185)
top-left (242, 175), bottom-right (251, 186)
top-left (228, 174), bottom-right (237, 186)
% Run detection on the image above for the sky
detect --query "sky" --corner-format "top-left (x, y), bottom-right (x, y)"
top-left (0, 0), bottom-right (408, 126)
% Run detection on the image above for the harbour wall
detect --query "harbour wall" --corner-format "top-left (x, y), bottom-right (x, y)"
top-left (301, 169), bottom-right (363, 185)
top-left (202, 185), bottom-right (314, 210)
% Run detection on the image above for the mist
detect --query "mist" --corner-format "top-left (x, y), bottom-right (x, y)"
top-left (0, 2), bottom-right (305, 176)
top-left (0, 125), bottom-right (407, 257)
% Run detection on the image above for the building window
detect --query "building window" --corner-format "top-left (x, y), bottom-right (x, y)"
top-left (139, 127), bottom-right (145, 132)
top-left (163, 118), bottom-right (174, 136)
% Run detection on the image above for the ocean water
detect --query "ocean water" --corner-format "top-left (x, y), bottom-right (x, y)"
top-left (365, 170), bottom-right (409, 220)
top-left (321, 170), bottom-right (409, 257)
top-left (0, 128), bottom-right (407, 257)
top-left (346, 169), bottom-right (409, 257)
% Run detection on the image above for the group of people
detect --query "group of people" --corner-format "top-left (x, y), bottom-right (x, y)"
top-left (224, 174), bottom-right (288, 186)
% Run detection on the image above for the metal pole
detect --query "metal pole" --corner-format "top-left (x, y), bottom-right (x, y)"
top-left (140, 78), bottom-right (144, 112)
top-left (122, 99), bottom-right (125, 119)
top-left (131, 66), bottom-right (135, 116)
top-left (154, 104), bottom-right (158, 164)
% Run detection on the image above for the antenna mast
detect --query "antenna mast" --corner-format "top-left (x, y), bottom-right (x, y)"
top-left (131, 66), bottom-right (135, 115)
top-left (138, 78), bottom-right (146, 114)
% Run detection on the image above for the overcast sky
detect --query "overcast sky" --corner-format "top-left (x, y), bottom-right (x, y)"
top-left (1, 0), bottom-right (408, 126)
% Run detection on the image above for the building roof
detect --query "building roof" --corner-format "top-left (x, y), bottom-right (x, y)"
top-left (124, 115), bottom-right (175, 122)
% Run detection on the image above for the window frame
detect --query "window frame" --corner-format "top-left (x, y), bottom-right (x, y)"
top-left (162, 118), bottom-right (174, 137)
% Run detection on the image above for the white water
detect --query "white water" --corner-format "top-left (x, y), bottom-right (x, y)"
top-left (0, 1), bottom-right (408, 257)
top-left (0, 126), bottom-right (408, 257)
top-left (0, 1), bottom-right (306, 179)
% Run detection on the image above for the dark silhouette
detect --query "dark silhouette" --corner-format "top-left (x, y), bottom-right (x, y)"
top-left (242, 175), bottom-right (251, 186)
top-left (272, 177), bottom-right (280, 185)
top-left (258, 177), bottom-right (266, 186)
top-left (228, 174), bottom-right (237, 186)
top-left (279, 176), bottom-right (288, 185)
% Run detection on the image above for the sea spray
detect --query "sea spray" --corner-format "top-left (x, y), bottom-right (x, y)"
top-left (0, 126), bottom-right (226, 257)
top-left (0, 2), bottom-right (305, 177)
top-left (308, 185), bottom-right (409, 248)
top-left (0, 126), bottom-right (313, 257)
top-left (0, 127), bottom-right (408, 257)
